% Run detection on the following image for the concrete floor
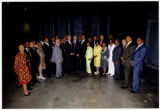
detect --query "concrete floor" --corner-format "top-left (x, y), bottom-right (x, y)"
top-left (3, 72), bottom-right (158, 108)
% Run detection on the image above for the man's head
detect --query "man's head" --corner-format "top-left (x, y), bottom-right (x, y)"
top-left (122, 39), bottom-right (127, 47)
top-left (56, 35), bottom-right (59, 40)
top-left (136, 37), bottom-right (144, 45)
top-left (126, 35), bottom-right (132, 43)
top-left (63, 37), bottom-right (67, 42)
top-left (82, 35), bottom-right (85, 40)
top-left (94, 35), bottom-right (97, 41)
top-left (100, 34), bottom-right (104, 40)
top-left (25, 41), bottom-right (29, 48)
top-left (51, 36), bottom-right (55, 42)
top-left (61, 39), bottom-right (64, 44)
top-left (44, 37), bottom-right (49, 43)
top-left (67, 35), bottom-right (72, 41)
top-left (88, 37), bottom-right (92, 42)
top-left (29, 41), bottom-right (35, 48)
top-left (73, 35), bottom-right (77, 41)
top-left (114, 39), bottom-right (120, 45)
top-left (56, 39), bottom-right (61, 46)
top-left (79, 36), bottom-right (82, 40)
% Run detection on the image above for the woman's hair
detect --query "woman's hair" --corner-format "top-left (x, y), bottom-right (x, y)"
top-left (95, 40), bottom-right (99, 44)
top-left (87, 41), bottom-right (90, 45)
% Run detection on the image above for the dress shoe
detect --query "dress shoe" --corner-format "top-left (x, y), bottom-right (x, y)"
top-left (36, 80), bottom-right (40, 83)
top-left (130, 90), bottom-right (136, 93)
top-left (120, 86), bottom-right (128, 89)
top-left (114, 78), bottom-right (120, 80)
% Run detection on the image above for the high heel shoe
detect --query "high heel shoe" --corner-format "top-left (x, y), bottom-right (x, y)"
top-left (24, 92), bottom-right (31, 96)
top-left (24, 93), bottom-right (30, 96)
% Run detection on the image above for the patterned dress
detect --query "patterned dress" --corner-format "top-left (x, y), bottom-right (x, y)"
top-left (14, 52), bottom-right (31, 84)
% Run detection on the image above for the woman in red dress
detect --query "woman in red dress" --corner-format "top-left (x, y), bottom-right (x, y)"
top-left (14, 44), bottom-right (32, 96)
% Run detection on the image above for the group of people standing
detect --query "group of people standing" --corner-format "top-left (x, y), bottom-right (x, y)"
top-left (14, 34), bottom-right (147, 96)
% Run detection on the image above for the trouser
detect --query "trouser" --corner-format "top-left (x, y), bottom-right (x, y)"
top-left (45, 60), bottom-right (51, 78)
top-left (50, 62), bottom-right (56, 75)
top-left (124, 64), bottom-right (132, 87)
top-left (114, 63), bottom-right (121, 78)
top-left (65, 56), bottom-right (72, 73)
top-left (133, 64), bottom-right (143, 92)
top-left (120, 64), bottom-right (125, 80)
top-left (86, 60), bottom-right (92, 73)
top-left (81, 56), bottom-right (86, 72)
top-left (108, 60), bottom-right (115, 75)
top-left (31, 68), bottom-right (38, 83)
top-left (73, 55), bottom-right (80, 71)
top-left (56, 63), bottom-right (62, 77)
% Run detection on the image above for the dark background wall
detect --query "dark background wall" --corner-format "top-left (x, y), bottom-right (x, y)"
top-left (2, 2), bottom-right (158, 86)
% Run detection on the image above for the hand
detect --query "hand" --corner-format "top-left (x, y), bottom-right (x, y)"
top-left (88, 58), bottom-right (91, 60)
top-left (115, 61), bottom-right (118, 65)
top-left (130, 62), bottom-right (133, 66)
top-left (50, 58), bottom-right (53, 62)
top-left (58, 60), bottom-right (61, 63)
top-left (64, 49), bottom-right (66, 52)
top-left (77, 54), bottom-right (79, 57)
top-left (94, 55), bottom-right (97, 58)
top-left (70, 53), bottom-right (74, 55)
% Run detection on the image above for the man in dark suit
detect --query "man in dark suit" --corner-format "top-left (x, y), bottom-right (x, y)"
top-left (121, 35), bottom-right (136, 89)
top-left (42, 37), bottom-right (52, 78)
top-left (49, 36), bottom-right (56, 48)
top-left (65, 35), bottom-right (74, 73)
top-left (112, 39), bottom-right (122, 80)
top-left (29, 41), bottom-right (40, 84)
top-left (130, 37), bottom-right (147, 93)
top-left (79, 35), bottom-right (87, 72)
top-left (72, 35), bottom-right (80, 71)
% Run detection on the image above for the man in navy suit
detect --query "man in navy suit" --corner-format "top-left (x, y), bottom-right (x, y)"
top-left (112, 39), bottom-right (122, 80)
top-left (42, 37), bottom-right (52, 78)
top-left (130, 37), bottom-right (147, 93)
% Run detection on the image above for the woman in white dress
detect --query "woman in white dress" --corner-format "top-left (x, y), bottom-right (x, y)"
top-left (107, 39), bottom-right (115, 76)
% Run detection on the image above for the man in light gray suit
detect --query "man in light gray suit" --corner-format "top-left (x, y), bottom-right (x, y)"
top-left (52, 39), bottom-right (63, 79)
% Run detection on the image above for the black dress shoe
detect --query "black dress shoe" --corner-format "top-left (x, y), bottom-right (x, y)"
top-left (114, 78), bottom-right (120, 80)
top-left (130, 90), bottom-right (136, 93)
top-left (120, 86), bottom-right (128, 89)
top-left (36, 80), bottom-right (40, 83)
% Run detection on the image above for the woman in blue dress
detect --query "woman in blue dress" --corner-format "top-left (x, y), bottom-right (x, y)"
top-left (100, 42), bottom-right (109, 76)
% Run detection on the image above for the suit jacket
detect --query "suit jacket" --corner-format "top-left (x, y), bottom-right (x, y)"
top-left (112, 44), bottom-right (122, 63)
top-left (60, 43), bottom-right (65, 57)
top-left (65, 40), bottom-right (73, 57)
top-left (49, 41), bottom-right (55, 48)
top-left (42, 43), bottom-right (52, 62)
top-left (52, 45), bottom-right (63, 63)
top-left (80, 40), bottom-right (87, 57)
top-left (122, 42), bottom-right (136, 65)
top-left (72, 40), bottom-right (80, 56)
top-left (29, 48), bottom-right (40, 69)
top-left (131, 44), bottom-right (147, 66)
